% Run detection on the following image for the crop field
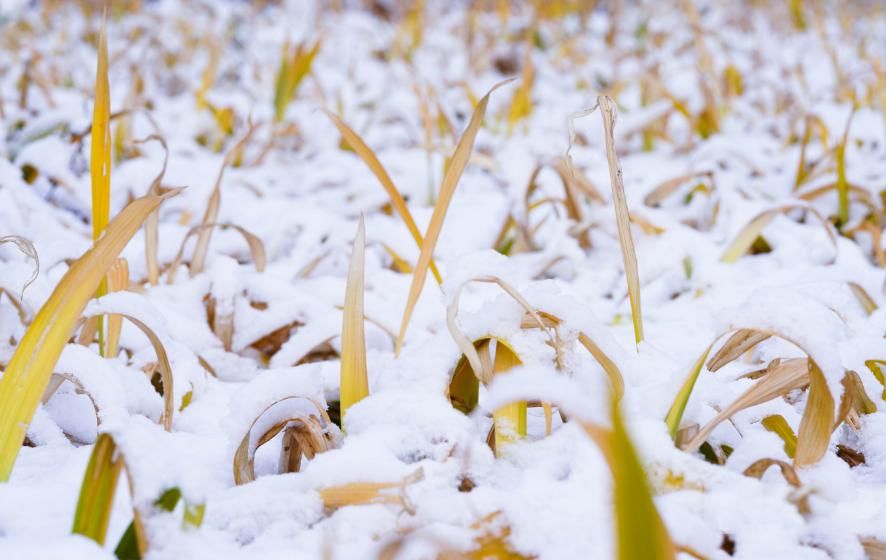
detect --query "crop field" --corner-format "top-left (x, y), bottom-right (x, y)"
top-left (0, 0), bottom-right (884, 559)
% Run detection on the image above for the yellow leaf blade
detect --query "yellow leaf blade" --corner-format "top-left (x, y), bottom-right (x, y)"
top-left (0, 191), bottom-right (177, 481)
top-left (340, 217), bottom-right (368, 419)
top-left (91, 15), bottom-right (111, 243)
top-left (395, 79), bottom-right (513, 355)
top-left (324, 110), bottom-right (442, 285)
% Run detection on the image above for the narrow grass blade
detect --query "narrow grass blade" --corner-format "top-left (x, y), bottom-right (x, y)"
top-left (167, 222), bottom-right (265, 284)
top-left (91, 14), bottom-right (111, 243)
top-left (707, 329), bottom-right (770, 372)
top-left (340, 217), bottom-right (368, 420)
top-left (324, 110), bottom-right (441, 284)
top-left (683, 358), bottom-right (810, 453)
top-left (848, 282), bottom-right (878, 315)
top-left (665, 343), bottom-right (714, 440)
top-left (104, 258), bottom-right (128, 358)
top-left (598, 96), bottom-right (643, 345)
top-left (583, 396), bottom-right (676, 560)
top-left (720, 204), bottom-right (836, 263)
top-left (82, 312), bottom-right (176, 431)
top-left (72, 433), bottom-right (123, 546)
top-left (0, 190), bottom-right (177, 481)
top-left (190, 123), bottom-right (258, 277)
top-left (743, 458), bottom-right (800, 487)
top-left (835, 108), bottom-right (856, 228)
top-left (395, 80), bottom-right (513, 355)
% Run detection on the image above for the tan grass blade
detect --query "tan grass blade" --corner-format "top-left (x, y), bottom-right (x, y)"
top-left (395, 80), bottom-right (513, 356)
top-left (743, 458), bottom-right (801, 487)
top-left (683, 358), bottom-right (810, 453)
top-left (794, 361), bottom-right (835, 467)
top-left (104, 258), bottom-right (128, 357)
top-left (720, 204), bottom-right (837, 263)
top-left (324, 110), bottom-right (441, 284)
top-left (80, 311), bottom-right (176, 431)
top-left (189, 122), bottom-right (258, 277)
top-left (847, 282), bottom-right (878, 315)
top-left (138, 133), bottom-right (169, 286)
top-left (446, 275), bottom-right (555, 380)
top-left (707, 329), bottom-right (770, 372)
top-left (598, 96), bottom-right (643, 345)
top-left (0, 190), bottom-right (178, 481)
top-left (233, 396), bottom-right (338, 484)
top-left (318, 469), bottom-right (423, 514)
top-left (167, 222), bottom-right (265, 284)
top-left (340, 217), bottom-right (368, 420)
top-left (520, 310), bottom-right (625, 399)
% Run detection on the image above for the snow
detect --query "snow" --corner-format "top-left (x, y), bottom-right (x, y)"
top-left (0, 0), bottom-right (884, 559)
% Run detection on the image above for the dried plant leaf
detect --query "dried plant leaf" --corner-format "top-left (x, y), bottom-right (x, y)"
top-left (446, 275), bottom-right (556, 382)
top-left (598, 96), bottom-right (644, 344)
top-left (138, 132), bottom-right (169, 286)
top-left (0, 190), bottom-right (177, 481)
top-left (683, 358), bottom-right (810, 453)
top-left (104, 258), bottom-right (128, 358)
top-left (233, 396), bottom-right (339, 485)
top-left (721, 204), bottom-right (837, 264)
top-left (340, 217), bottom-right (369, 421)
top-left (847, 282), bottom-right (878, 315)
top-left (81, 311), bottom-right (175, 431)
top-left (189, 123), bottom-right (259, 277)
top-left (324, 110), bottom-right (441, 284)
top-left (707, 329), bottom-right (770, 372)
top-left (794, 361), bottom-right (835, 467)
top-left (395, 79), bottom-right (513, 355)
top-left (318, 469), bottom-right (423, 514)
top-left (743, 458), bottom-right (801, 487)
top-left (167, 222), bottom-right (265, 284)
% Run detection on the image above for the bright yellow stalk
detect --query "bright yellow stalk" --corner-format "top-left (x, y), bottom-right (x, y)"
top-left (339, 217), bottom-right (368, 419)
top-left (91, 15), bottom-right (111, 244)
top-left (0, 191), bottom-right (176, 481)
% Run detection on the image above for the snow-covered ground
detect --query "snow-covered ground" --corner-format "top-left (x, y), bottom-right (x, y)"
top-left (0, 1), bottom-right (885, 558)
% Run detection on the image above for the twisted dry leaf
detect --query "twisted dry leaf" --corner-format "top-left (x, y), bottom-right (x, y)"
top-left (233, 396), bottom-right (340, 485)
